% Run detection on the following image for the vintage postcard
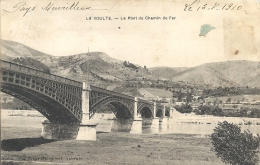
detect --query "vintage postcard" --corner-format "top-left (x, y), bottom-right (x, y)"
top-left (1, 0), bottom-right (260, 164)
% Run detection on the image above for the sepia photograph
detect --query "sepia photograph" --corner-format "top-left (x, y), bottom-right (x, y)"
top-left (1, 0), bottom-right (260, 164)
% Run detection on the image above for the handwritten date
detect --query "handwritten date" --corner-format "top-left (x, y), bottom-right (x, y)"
top-left (184, 0), bottom-right (242, 11)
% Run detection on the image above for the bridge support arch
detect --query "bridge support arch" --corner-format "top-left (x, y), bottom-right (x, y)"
top-left (140, 102), bottom-right (160, 134)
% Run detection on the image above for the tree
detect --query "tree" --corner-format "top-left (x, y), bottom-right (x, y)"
top-left (226, 97), bottom-right (232, 103)
top-left (175, 104), bottom-right (192, 113)
top-left (210, 121), bottom-right (260, 165)
top-left (198, 105), bottom-right (212, 115)
top-left (212, 107), bottom-right (224, 116)
top-left (186, 92), bottom-right (193, 103)
top-left (176, 91), bottom-right (185, 102)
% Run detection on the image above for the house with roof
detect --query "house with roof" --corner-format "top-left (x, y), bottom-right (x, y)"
top-left (138, 88), bottom-right (173, 103)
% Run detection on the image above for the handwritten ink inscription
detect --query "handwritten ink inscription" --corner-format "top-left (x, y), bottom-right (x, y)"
top-left (42, 2), bottom-right (91, 11)
top-left (2, 2), bottom-right (36, 17)
top-left (184, 0), bottom-right (243, 11)
top-left (2, 1), bottom-right (106, 17)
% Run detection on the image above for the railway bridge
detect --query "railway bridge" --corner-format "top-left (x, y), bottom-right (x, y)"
top-left (1, 60), bottom-right (173, 140)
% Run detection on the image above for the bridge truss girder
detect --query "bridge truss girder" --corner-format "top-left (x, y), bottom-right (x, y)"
top-left (1, 60), bottom-right (172, 125)
top-left (89, 94), bottom-right (135, 119)
top-left (1, 66), bottom-right (83, 124)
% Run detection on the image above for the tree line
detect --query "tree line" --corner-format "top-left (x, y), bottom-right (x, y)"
top-left (175, 104), bottom-right (260, 118)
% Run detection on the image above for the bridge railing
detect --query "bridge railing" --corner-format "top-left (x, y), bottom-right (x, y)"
top-left (1, 60), bottom-right (82, 87)
top-left (90, 85), bottom-right (135, 100)
top-left (90, 85), bottom-right (161, 105)
top-left (137, 97), bottom-right (153, 104)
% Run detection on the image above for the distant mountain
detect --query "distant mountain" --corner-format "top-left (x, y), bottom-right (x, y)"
top-left (149, 67), bottom-right (189, 79)
top-left (1, 39), bottom-right (260, 88)
top-left (171, 61), bottom-right (260, 88)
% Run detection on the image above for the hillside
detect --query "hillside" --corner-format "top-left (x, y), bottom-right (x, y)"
top-left (171, 61), bottom-right (260, 88)
top-left (1, 39), bottom-right (260, 88)
top-left (1, 39), bottom-right (51, 60)
top-left (0, 40), bottom-right (155, 88)
top-left (149, 67), bottom-right (189, 79)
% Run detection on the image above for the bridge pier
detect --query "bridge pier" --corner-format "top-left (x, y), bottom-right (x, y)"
top-left (76, 82), bottom-right (98, 141)
top-left (159, 117), bottom-right (169, 125)
top-left (150, 117), bottom-right (160, 134)
top-left (142, 118), bottom-right (159, 134)
top-left (110, 118), bottom-right (133, 132)
top-left (130, 118), bottom-right (143, 134)
top-left (76, 123), bottom-right (97, 141)
top-left (41, 120), bottom-right (79, 140)
top-left (130, 97), bottom-right (142, 134)
top-left (159, 117), bottom-right (169, 132)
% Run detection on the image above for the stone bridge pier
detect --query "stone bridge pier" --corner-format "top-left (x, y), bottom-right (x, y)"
top-left (159, 106), bottom-right (169, 132)
top-left (150, 102), bottom-right (160, 134)
top-left (110, 118), bottom-right (133, 132)
top-left (76, 82), bottom-right (98, 140)
top-left (41, 120), bottom-right (79, 140)
top-left (130, 97), bottom-right (142, 134)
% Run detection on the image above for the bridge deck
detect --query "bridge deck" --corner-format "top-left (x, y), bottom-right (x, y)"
top-left (1, 60), bottom-right (137, 101)
top-left (1, 60), bottom-right (82, 87)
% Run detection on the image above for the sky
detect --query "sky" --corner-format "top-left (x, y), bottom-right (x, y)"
top-left (1, 0), bottom-right (259, 67)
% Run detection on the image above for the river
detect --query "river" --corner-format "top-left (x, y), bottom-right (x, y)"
top-left (1, 110), bottom-right (260, 136)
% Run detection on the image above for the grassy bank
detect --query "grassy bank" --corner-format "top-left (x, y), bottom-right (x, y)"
top-left (1, 132), bottom-right (224, 165)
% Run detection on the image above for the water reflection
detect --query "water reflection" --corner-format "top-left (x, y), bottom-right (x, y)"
top-left (143, 120), bottom-right (260, 135)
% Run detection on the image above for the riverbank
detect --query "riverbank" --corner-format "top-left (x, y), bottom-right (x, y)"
top-left (1, 131), bottom-right (224, 165)
top-left (171, 110), bottom-right (260, 125)
top-left (0, 109), bottom-right (226, 165)
top-left (2, 109), bottom-right (260, 164)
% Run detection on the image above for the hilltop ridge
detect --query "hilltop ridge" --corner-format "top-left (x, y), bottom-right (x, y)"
top-left (1, 39), bottom-right (260, 88)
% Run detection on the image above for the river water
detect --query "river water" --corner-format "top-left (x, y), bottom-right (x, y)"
top-left (143, 111), bottom-right (260, 135)
top-left (2, 110), bottom-right (260, 136)
top-left (142, 120), bottom-right (260, 135)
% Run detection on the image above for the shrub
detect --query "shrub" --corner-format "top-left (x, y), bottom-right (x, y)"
top-left (210, 121), bottom-right (260, 165)
top-left (123, 60), bottom-right (138, 70)
top-left (174, 104), bottom-right (192, 113)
